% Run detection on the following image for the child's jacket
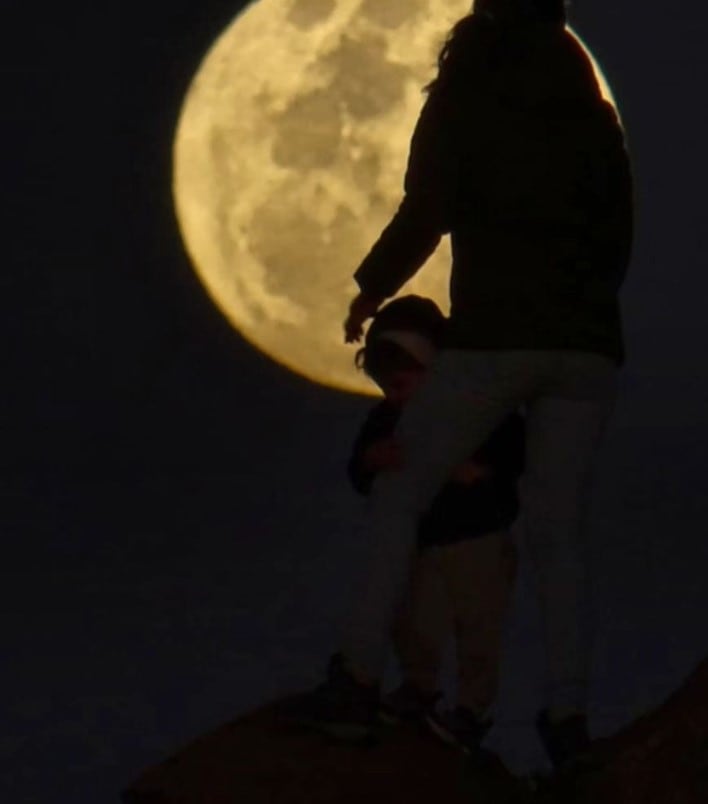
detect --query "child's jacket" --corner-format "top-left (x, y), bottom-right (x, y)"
top-left (348, 401), bottom-right (525, 548)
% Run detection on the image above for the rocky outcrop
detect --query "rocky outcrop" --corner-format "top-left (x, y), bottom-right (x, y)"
top-left (123, 658), bottom-right (708, 804)
top-left (122, 695), bottom-right (526, 804)
top-left (545, 657), bottom-right (708, 804)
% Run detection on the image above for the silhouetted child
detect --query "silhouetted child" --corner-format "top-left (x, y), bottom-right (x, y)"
top-left (348, 295), bottom-right (524, 753)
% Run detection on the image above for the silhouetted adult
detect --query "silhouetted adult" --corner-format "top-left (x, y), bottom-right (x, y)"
top-left (298, 0), bottom-right (633, 769)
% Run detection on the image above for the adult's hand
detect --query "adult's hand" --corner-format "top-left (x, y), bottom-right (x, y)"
top-left (344, 292), bottom-right (383, 343)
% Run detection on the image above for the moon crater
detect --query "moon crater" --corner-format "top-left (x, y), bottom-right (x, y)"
top-left (359, 0), bottom-right (428, 30)
top-left (272, 89), bottom-right (344, 170)
top-left (287, 0), bottom-right (337, 31)
top-left (321, 33), bottom-right (411, 121)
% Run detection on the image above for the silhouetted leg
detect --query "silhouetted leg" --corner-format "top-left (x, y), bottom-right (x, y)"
top-left (391, 547), bottom-right (451, 696)
top-left (521, 352), bottom-right (618, 718)
top-left (342, 350), bottom-right (538, 682)
top-left (440, 532), bottom-right (518, 719)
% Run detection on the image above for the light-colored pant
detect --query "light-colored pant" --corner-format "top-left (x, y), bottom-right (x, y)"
top-left (343, 349), bottom-right (618, 713)
top-left (392, 532), bottom-right (517, 718)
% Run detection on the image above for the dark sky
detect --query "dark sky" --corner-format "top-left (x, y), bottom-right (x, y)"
top-left (5, 0), bottom-right (708, 477)
top-left (6, 0), bottom-right (708, 472)
top-left (4, 1), bottom-right (708, 801)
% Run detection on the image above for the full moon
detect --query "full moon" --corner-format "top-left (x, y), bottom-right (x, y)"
top-left (174, 0), bottom-right (615, 395)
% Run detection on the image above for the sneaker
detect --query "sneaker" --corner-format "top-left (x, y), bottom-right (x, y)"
top-left (284, 653), bottom-right (380, 743)
top-left (425, 705), bottom-right (493, 755)
top-left (536, 709), bottom-right (591, 770)
top-left (378, 682), bottom-right (442, 725)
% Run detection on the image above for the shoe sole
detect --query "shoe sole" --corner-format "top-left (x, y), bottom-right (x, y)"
top-left (378, 709), bottom-right (400, 726)
top-left (424, 715), bottom-right (476, 755)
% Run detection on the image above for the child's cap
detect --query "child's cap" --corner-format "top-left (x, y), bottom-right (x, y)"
top-left (360, 295), bottom-right (446, 374)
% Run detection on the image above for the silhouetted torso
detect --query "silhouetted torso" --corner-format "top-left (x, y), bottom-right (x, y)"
top-left (354, 19), bottom-right (634, 364)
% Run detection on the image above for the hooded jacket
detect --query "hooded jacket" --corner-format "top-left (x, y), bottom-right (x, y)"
top-left (353, 17), bottom-right (634, 364)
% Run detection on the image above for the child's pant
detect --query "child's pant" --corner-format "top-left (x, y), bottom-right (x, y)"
top-left (391, 531), bottom-right (517, 718)
top-left (343, 349), bottom-right (618, 714)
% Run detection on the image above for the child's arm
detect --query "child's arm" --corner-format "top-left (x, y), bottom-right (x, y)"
top-left (347, 403), bottom-right (401, 495)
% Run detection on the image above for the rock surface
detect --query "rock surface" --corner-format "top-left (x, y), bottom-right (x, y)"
top-left (546, 657), bottom-right (708, 804)
top-left (124, 658), bottom-right (708, 804)
top-left (122, 695), bottom-right (527, 804)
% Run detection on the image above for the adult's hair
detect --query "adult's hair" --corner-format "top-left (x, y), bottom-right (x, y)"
top-left (426, 1), bottom-right (573, 96)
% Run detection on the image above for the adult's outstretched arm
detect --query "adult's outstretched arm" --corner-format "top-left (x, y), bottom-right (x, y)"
top-left (353, 88), bottom-right (459, 300)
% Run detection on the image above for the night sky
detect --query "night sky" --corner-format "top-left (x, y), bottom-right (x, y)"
top-left (4, 2), bottom-right (708, 802)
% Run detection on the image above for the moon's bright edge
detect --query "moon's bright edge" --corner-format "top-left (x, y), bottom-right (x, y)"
top-left (173, 0), bottom-right (615, 396)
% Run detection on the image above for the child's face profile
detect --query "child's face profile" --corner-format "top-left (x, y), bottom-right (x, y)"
top-left (380, 368), bottom-right (426, 406)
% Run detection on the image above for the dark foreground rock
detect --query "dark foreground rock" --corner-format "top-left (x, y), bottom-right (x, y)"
top-left (121, 695), bottom-right (528, 804)
top-left (123, 657), bottom-right (707, 804)
top-left (538, 657), bottom-right (708, 804)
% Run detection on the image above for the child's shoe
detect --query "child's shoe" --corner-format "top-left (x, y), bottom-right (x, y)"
top-left (425, 705), bottom-right (493, 754)
top-left (536, 708), bottom-right (591, 770)
top-left (378, 682), bottom-right (442, 725)
top-left (284, 653), bottom-right (380, 743)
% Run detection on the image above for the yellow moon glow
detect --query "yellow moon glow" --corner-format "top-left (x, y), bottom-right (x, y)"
top-left (173, 0), bottom-right (615, 395)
